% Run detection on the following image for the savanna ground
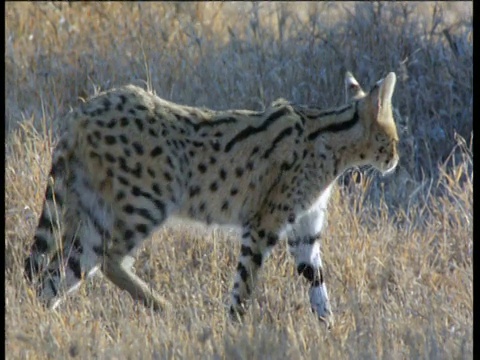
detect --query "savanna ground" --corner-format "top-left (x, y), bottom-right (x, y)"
top-left (5, 2), bottom-right (472, 359)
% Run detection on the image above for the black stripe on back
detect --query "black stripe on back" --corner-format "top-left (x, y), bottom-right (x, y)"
top-left (225, 107), bottom-right (290, 152)
top-left (197, 117), bottom-right (238, 128)
top-left (176, 114), bottom-right (238, 132)
top-left (262, 127), bottom-right (293, 159)
top-left (307, 105), bottom-right (359, 141)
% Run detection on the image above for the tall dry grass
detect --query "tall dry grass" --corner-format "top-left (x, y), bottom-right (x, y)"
top-left (5, 2), bottom-right (472, 359)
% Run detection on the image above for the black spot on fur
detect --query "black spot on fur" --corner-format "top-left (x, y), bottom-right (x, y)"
top-left (120, 117), bottom-right (129, 127)
top-left (221, 201), bottom-right (229, 211)
top-left (267, 234), bottom-right (279, 246)
top-left (124, 229), bottom-right (134, 241)
top-left (37, 211), bottom-right (54, 231)
top-left (131, 163), bottom-right (143, 178)
top-left (32, 234), bottom-right (49, 253)
top-left (116, 191), bottom-right (126, 201)
top-left (237, 262), bottom-right (248, 282)
top-left (211, 140), bottom-right (221, 151)
top-left (104, 135), bottom-right (116, 145)
top-left (152, 184), bottom-right (162, 196)
top-left (132, 142), bottom-right (144, 155)
top-left (235, 167), bottom-right (244, 177)
top-left (297, 263), bottom-right (322, 284)
top-left (93, 245), bottom-right (105, 256)
top-left (252, 253), bottom-right (262, 267)
top-left (117, 176), bottom-right (130, 186)
top-left (210, 182), bottom-right (218, 192)
top-left (105, 153), bottom-right (116, 163)
top-left (189, 186), bottom-right (201, 197)
top-left (150, 146), bottom-right (163, 157)
top-left (102, 98), bottom-right (111, 110)
top-left (119, 134), bottom-right (129, 144)
top-left (166, 156), bottom-right (174, 169)
top-left (50, 157), bottom-right (66, 177)
top-left (68, 256), bottom-right (82, 279)
top-left (134, 118), bottom-right (144, 132)
top-left (240, 245), bottom-right (253, 256)
top-left (198, 163), bottom-right (207, 173)
top-left (136, 223), bottom-right (148, 234)
top-left (123, 204), bottom-right (135, 214)
top-left (135, 104), bottom-right (148, 111)
top-left (147, 167), bottom-right (156, 177)
top-left (219, 169), bottom-right (227, 181)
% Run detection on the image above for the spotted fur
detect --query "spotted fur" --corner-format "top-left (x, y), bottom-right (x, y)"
top-left (25, 72), bottom-right (399, 327)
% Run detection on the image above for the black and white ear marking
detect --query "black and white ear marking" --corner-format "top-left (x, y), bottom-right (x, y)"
top-left (344, 71), bottom-right (367, 102)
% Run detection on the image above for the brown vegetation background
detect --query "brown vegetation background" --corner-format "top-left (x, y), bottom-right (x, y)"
top-left (5, 2), bottom-right (472, 359)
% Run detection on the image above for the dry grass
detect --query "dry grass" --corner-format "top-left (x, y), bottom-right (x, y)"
top-left (5, 2), bottom-right (472, 359)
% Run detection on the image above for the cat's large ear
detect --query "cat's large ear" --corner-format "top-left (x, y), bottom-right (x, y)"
top-left (368, 72), bottom-right (397, 126)
top-left (344, 71), bottom-right (367, 103)
top-left (377, 72), bottom-right (397, 106)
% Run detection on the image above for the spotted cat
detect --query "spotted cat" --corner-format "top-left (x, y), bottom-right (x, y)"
top-left (25, 72), bottom-right (399, 328)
